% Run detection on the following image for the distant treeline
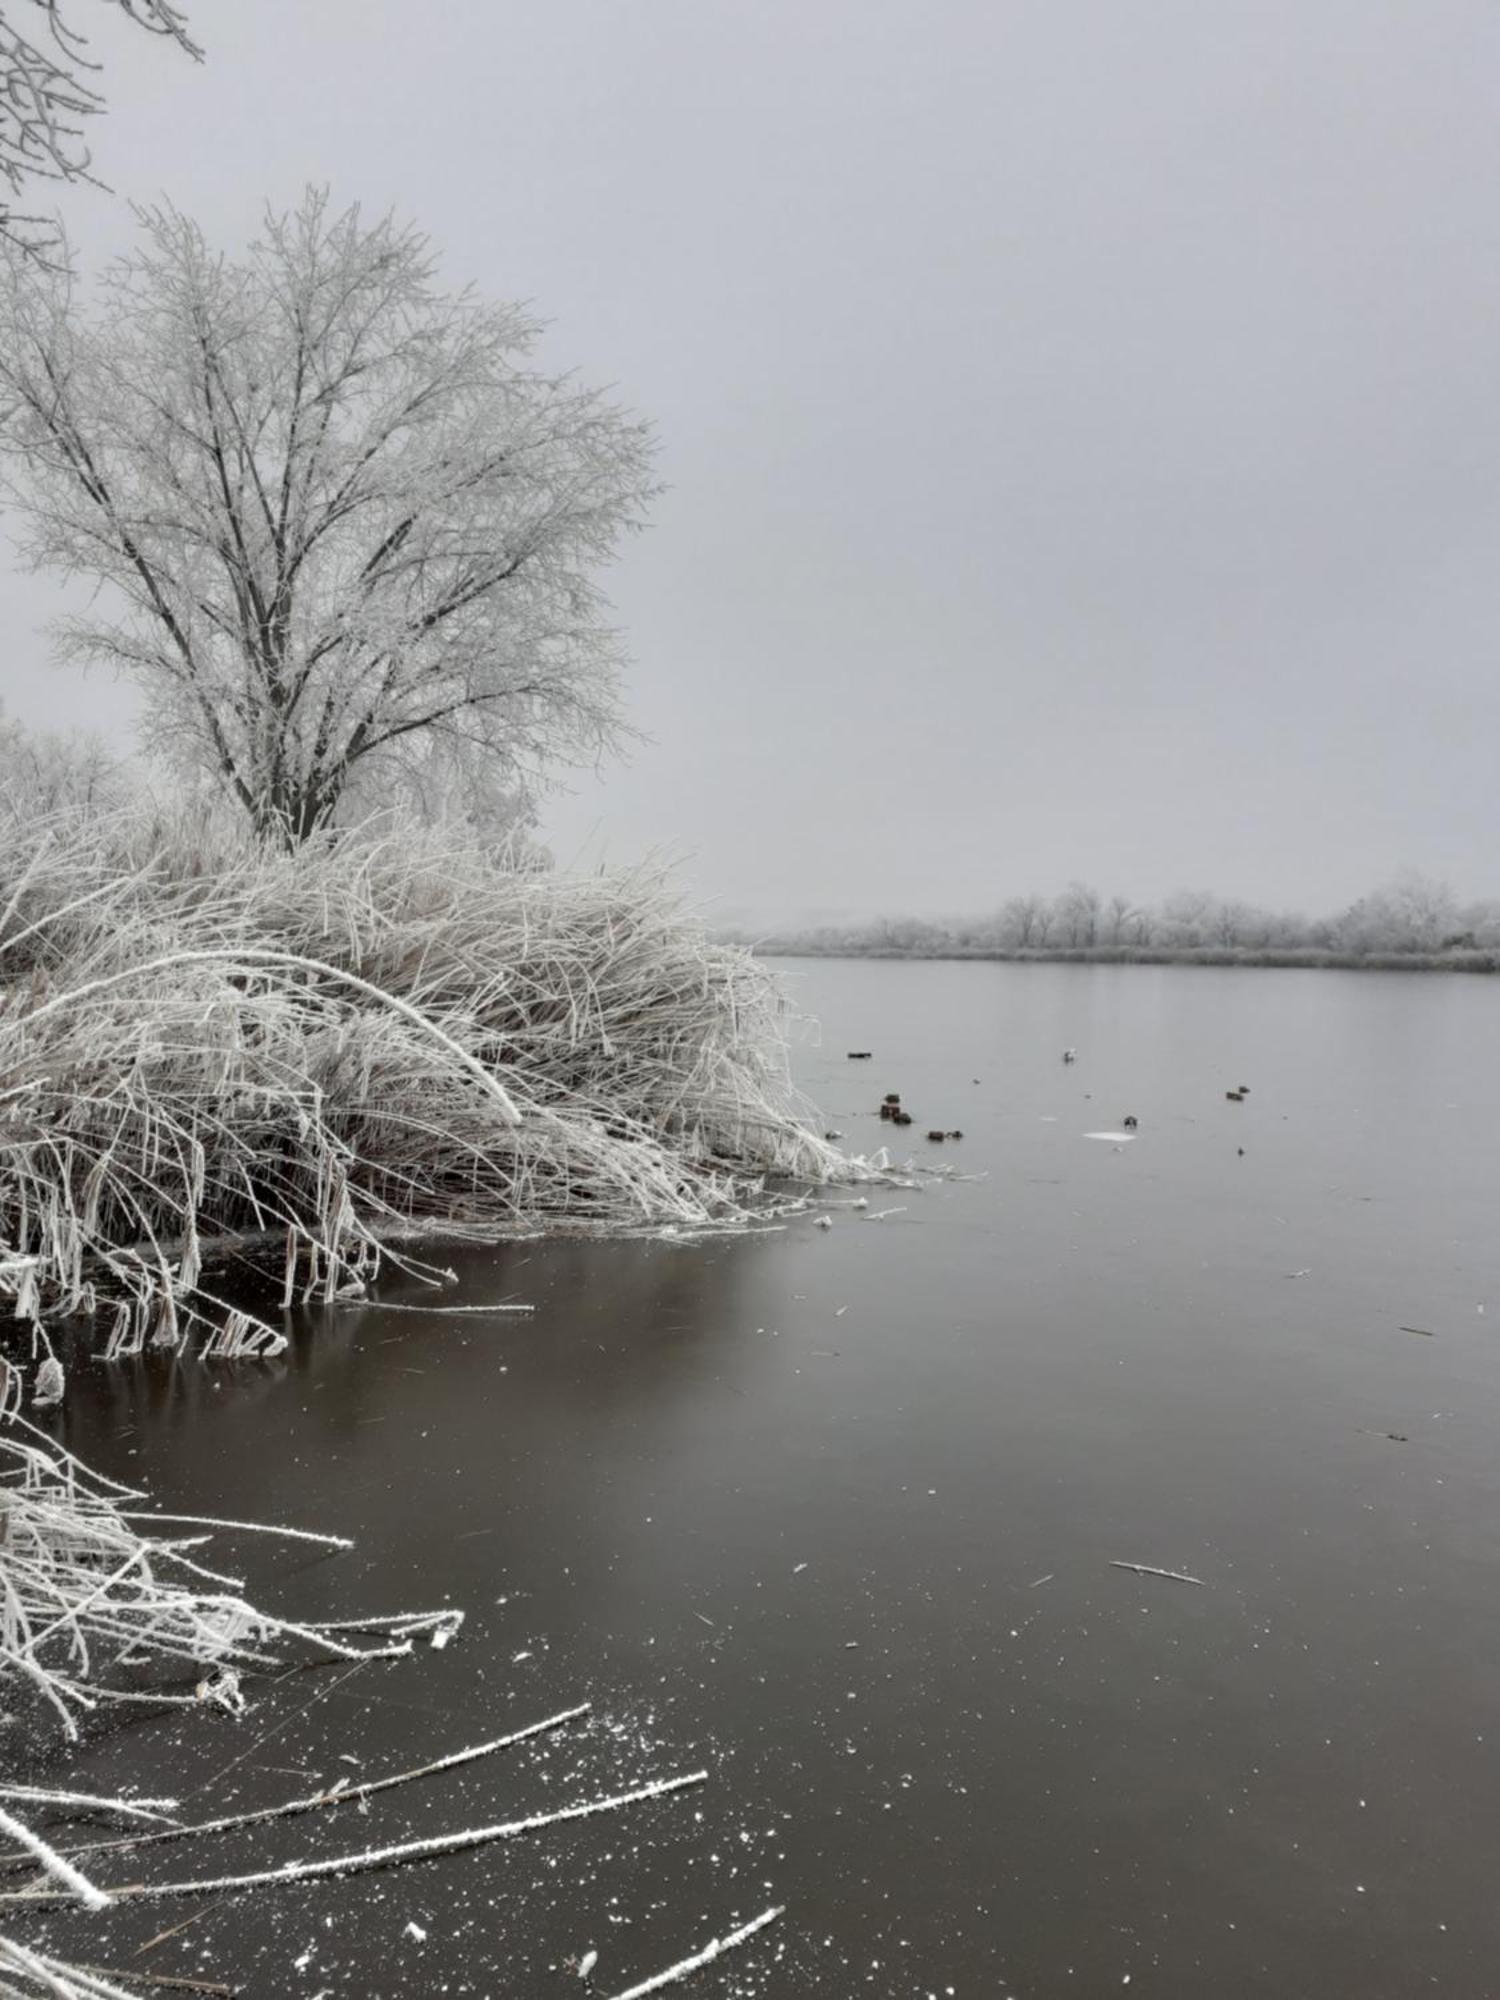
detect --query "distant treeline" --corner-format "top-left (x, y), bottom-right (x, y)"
top-left (734, 877), bottom-right (1500, 973)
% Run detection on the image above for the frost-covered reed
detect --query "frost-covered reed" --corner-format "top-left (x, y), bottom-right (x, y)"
top-left (0, 1410), bottom-right (467, 1997)
top-left (0, 1406), bottom-right (459, 1743)
top-left (0, 806), bottom-right (844, 1364)
top-left (0, 1938), bottom-right (150, 1999)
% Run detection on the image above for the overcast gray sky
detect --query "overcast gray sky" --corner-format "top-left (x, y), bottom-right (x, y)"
top-left (3, 0), bottom-right (1498, 924)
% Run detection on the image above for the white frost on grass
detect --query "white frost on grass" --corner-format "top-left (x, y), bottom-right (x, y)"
top-left (0, 812), bottom-right (863, 1356)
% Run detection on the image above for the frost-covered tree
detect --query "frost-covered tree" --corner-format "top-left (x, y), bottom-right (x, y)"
top-left (1104, 892), bottom-right (1150, 946)
top-left (0, 700), bottom-right (126, 813)
top-left (1334, 873), bottom-right (1459, 955)
top-left (0, 2), bottom-right (199, 258)
top-left (999, 893), bottom-right (1046, 948)
top-left (1054, 880), bottom-right (1101, 948)
top-left (0, 191), bottom-right (656, 843)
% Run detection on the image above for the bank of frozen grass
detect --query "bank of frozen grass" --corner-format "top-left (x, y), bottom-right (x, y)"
top-left (0, 806), bottom-right (848, 1373)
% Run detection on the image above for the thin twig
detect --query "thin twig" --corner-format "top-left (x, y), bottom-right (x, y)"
top-left (72, 1971), bottom-right (236, 1997)
top-left (1109, 1561), bottom-right (1205, 1586)
top-left (120, 1514), bottom-right (353, 1551)
top-left (8, 1703), bottom-right (593, 1866)
top-left (0, 1770), bottom-right (710, 1906)
top-left (0, 1805), bottom-right (111, 1910)
top-left (0, 1786), bottom-right (178, 1826)
top-left (602, 1906), bottom-right (784, 1999)
top-left (353, 1301), bottom-right (535, 1316)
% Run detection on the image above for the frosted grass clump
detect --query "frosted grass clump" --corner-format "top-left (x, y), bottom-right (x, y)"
top-left (0, 1406), bottom-right (458, 1742)
top-left (0, 805), bottom-right (852, 1360)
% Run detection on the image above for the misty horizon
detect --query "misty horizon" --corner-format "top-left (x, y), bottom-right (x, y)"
top-left (3, 0), bottom-right (1497, 916)
top-left (715, 866), bottom-right (1495, 948)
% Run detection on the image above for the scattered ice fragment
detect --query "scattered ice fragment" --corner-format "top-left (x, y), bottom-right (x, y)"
top-left (578, 1947), bottom-right (598, 1977)
top-left (793, 1563), bottom-right (808, 1574)
top-left (33, 1357), bottom-right (65, 1407)
top-left (195, 1667), bottom-right (246, 1714)
top-left (405, 1921), bottom-right (428, 1942)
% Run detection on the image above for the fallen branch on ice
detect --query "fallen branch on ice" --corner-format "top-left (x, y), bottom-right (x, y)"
top-left (0, 1791), bottom-right (177, 1828)
top-left (0, 1807), bottom-right (111, 1911)
top-left (119, 1513), bottom-right (353, 1550)
top-left (0, 1936), bottom-right (146, 1997)
top-left (1109, 1561), bottom-right (1205, 1586)
top-left (602, 1905), bottom-right (784, 1999)
top-left (0, 1769), bottom-right (710, 1906)
top-left (1, 1704), bottom-right (594, 1868)
top-left (357, 1301), bottom-right (535, 1316)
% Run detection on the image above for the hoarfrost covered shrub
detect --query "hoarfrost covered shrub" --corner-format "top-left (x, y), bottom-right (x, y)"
top-left (0, 806), bottom-right (841, 1353)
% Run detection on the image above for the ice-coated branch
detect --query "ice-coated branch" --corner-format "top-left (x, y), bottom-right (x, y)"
top-left (602, 1906), bottom-right (785, 2000)
top-left (0, 1805), bottom-right (110, 1910)
top-left (0, 1769), bottom-right (710, 1906)
top-left (0, 3), bottom-right (200, 260)
top-left (0, 1935), bottom-right (149, 1997)
top-left (0, 1787), bottom-right (177, 1827)
top-left (3, 1703), bottom-right (593, 1867)
top-left (1109, 1561), bottom-right (1205, 1587)
top-left (120, 1512), bottom-right (353, 1551)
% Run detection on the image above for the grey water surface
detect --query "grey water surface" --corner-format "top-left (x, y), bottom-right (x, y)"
top-left (23, 960), bottom-right (1500, 1999)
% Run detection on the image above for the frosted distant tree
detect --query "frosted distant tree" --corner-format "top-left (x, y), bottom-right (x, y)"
top-left (1000, 893), bottom-right (1046, 948)
top-left (1104, 892), bottom-right (1142, 945)
top-left (1210, 899), bottom-right (1255, 948)
top-left (1054, 880), bottom-right (1101, 948)
top-left (0, 191), bottom-right (656, 843)
top-left (0, 2), bottom-right (199, 258)
top-left (0, 701), bottom-right (125, 813)
top-left (1158, 889), bottom-right (1214, 949)
top-left (1334, 873), bottom-right (1459, 954)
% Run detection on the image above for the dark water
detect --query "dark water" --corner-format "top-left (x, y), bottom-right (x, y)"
top-left (18, 960), bottom-right (1500, 1998)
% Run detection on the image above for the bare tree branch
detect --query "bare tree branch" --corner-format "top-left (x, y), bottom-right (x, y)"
top-left (0, 2), bottom-right (200, 259)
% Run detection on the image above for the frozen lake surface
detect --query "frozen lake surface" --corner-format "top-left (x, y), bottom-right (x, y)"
top-left (24, 959), bottom-right (1500, 1998)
